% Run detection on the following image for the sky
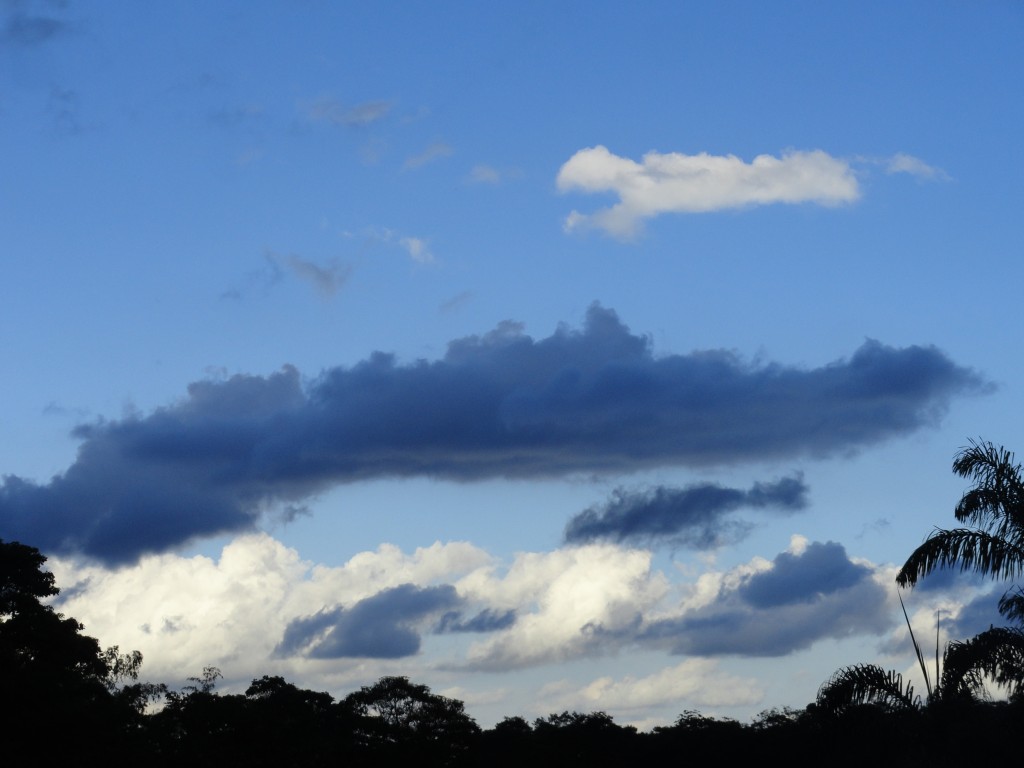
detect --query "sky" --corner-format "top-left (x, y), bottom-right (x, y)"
top-left (2, 0), bottom-right (1024, 728)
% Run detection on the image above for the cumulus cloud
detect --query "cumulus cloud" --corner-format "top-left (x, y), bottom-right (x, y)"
top-left (0, 305), bottom-right (986, 564)
top-left (404, 141), bottom-right (453, 169)
top-left (307, 96), bottom-right (393, 127)
top-left (642, 539), bottom-right (892, 656)
top-left (557, 146), bottom-right (859, 237)
top-left (458, 544), bottom-right (668, 670)
top-left (563, 476), bottom-right (807, 549)
top-left (48, 535), bottom-right (492, 687)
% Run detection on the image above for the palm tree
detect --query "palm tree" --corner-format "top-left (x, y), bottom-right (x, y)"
top-left (816, 620), bottom-right (1024, 715)
top-left (818, 441), bottom-right (1024, 714)
top-left (896, 439), bottom-right (1024, 621)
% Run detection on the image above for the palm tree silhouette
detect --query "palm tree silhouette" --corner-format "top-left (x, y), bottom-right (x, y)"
top-left (897, 440), bottom-right (1024, 621)
top-left (818, 441), bottom-right (1024, 714)
top-left (816, 626), bottom-right (1024, 715)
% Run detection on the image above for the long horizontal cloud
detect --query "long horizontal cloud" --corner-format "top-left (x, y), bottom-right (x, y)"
top-left (557, 146), bottom-right (859, 237)
top-left (0, 304), bottom-right (986, 564)
top-left (563, 477), bottom-right (807, 549)
top-left (641, 540), bottom-right (890, 656)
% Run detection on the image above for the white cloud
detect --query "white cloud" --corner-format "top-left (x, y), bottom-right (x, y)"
top-left (539, 658), bottom-right (763, 714)
top-left (885, 152), bottom-right (950, 181)
top-left (49, 535), bottom-right (491, 688)
top-left (458, 544), bottom-right (669, 670)
top-left (557, 146), bottom-right (860, 238)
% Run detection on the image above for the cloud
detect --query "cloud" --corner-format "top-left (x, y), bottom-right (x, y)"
top-left (1, 1), bottom-right (68, 46)
top-left (468, 165), bottom-right (501, 184)
top-left (47, 535), bottom-right (492, 685)
top-left (466, 165), bottom-right (521, 185)
top-left (563, 476), bottom-right (807, 549)
top-left (944, 588), bottom-right (1008, 639)
top-left (404, 141), bottom-right (453, 170)
top-left (267, 252), bottom-right (351, 297)
top-left (436, 608), bottom-right (517, 634)
top-left (224, 252), bottom-right (351, 300)
top-left (459, 544), bottom-right (668, 670)
top-left (0, 304), bottom-right (986, 564)
top-left (884, 153), bottom-right (950, 181)
top-left (642, 540), bottom-right (892, 656)
top-left (307, 96), bottom-right (392, 127)
top-left (399, 236), bottom-right (433, 263)
top-left (439, 291), bottom-right (473, 313)
top-left (277, 583), bottom-right (460, 659)
top-left (557, 146), bottom-right (859, 237)
top-left (539, 659), bottom-right (763, 714)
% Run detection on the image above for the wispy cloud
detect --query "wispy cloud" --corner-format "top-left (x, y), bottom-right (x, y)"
top-left (466, 164), bottom-right (522, 185)
top-left (225, 251), bottom-right (351, 300)
top-left (1, 1), bottom-right (69, 46)
top-left (557, 146), bottom-right (859, 238)
top-left (267, 251), bottom-right (351, 298)
top-left (399, 236), bottom-right (433, 264)
top-left (884, 152), bottom-right (950, 181)
top-left (404, 140), bottom-right (453, 170)
top-left (307, 96), bottom-right (393, 127)
top-left (440, 291), bottom-right (473, 313)
top-left (0, 305), bottom-right (987, 563)
top-left (468, 164), bottom-right (501, 184)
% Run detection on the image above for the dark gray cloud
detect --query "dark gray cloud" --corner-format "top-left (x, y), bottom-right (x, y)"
top-left (913, 564), bottom-right (989, 594)
top-left (436, 608), bottom-right (517, 634)
top-left (642, 541), bottom-right (891, 656)
top-left (0, 304), bottom-right (987, 564)
top-left (277, 584), bottom-right (459, 659)
top-left (563, 476), bottom-right (807, 549)
top-left (945, 588), bottom-right (1008, 638)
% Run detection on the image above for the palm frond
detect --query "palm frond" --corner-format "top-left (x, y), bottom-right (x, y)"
top-left (953, 441), bottom-right (1024, 533)
top-left (940, 626), bottom-right (1024, 699)
top-left (896, 528), bottom-right (1024, 588)
top-left (998, 588), bottom-right (1024, 624)
top-left (899, 591), bottom-right (932, 698)
top-left (816, 664), bottom-right (920, 715)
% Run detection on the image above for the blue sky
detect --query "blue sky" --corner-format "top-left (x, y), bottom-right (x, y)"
top-left (3, 0), bottom-right (1024, 727)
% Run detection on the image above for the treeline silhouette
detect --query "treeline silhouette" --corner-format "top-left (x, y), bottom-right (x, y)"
top-left (5, 441), bottom-right (1024, 765)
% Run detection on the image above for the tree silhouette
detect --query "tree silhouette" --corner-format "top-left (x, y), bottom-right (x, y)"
top-left (0, 539), bottom-right (150, 760)
top-left (343, 676), bottom-right (479, 765)
top-left (819, 441), bottom-right (1024, 715)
